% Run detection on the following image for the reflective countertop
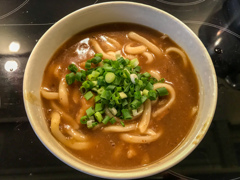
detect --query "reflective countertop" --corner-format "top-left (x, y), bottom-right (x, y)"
top-left (0, 0), bottom-right (240, 179)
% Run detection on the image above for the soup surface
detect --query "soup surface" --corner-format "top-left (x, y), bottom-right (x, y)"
top-left (41, 23), bottom-right (199, 169)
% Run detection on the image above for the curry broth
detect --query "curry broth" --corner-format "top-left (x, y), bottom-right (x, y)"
top-left (41, 23), bottom-right (199, 169)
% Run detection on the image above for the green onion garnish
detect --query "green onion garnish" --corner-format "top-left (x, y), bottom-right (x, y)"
top-left (129, 58), bottom-right (139, 68)
top-left (105, 72), bottom-right (116, 83)
top-left (75, 71), bottom-right (86, 82)
top-left (86, 107), bottom-right (95, 117)
top-left (156, 87), bottom-right (169, 96)
top-left (65, 53), bottom-right (169, 128)
top-left (65, 72), bottom-right (75, 85)
top-left (68, 64), bottom-right (78, 73)
top-left (95, 53), bottom-right (103, 58)
top-left (143, 72), bottom-right (151, 78)
top-left (121, 109), bottom-right (132, 120)
top-left (148, 90), bottom-right (157, 100)
top-left (109, 117), bottom-right (116, 124)
top-left (80, 116), bottom-right (88, 124)
top-left (84, 91), bottom-right (93, 100)
top-left (95, 103), bottom-right (103, 112)
top-left (120, 121), bottom-right (125, 127)
top-left (102, 116), bottom-right (110, 124)
top-left (95, 95), bottom-right (101, 102)
top-left (131, 99), bottom-right (141, 110)
top-left (85, 60), bottom-right (92, 69)
top-left (94, 112), bottom-right (103, 123)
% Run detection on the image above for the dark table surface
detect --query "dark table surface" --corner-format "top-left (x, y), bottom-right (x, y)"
top-left (0, 0), bottom-right (240, 179)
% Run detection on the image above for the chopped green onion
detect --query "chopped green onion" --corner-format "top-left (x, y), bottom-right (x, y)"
top-left (101, 90), bottom-right (112, 100)
top-left (65, 53), bottom-right (169, 128)
top-left (134, 66), bottom-right (141, 72)
top-left (148, 90), bottom-right (157, 100)
top-left (92, 122), bottom-right (98, 127)
top-left (109, 117), bottom-right (116, 124)
top-left (87, 120), bottom-right (98, 129)
top-left (113, 76), bottom-right (122, 85)
top-left (150, 77), bottom-right (158, 84)
top-left (75, 71), bottom-right (86, 82)
top-left (94, 112), bottom-right (103, 123)
top-left (82, 81), bottom-right (94, 89)
top-left (116, 87), bottom-right (122, 92)
top-left (156, 87), bottom-right (169, 96)
top-left (119, 92), bottom-right (127, 99)
top-left (123, 84), bottom-right (130, 93)
top-left (80, 116), bottom-right (88, 124)
top-left (117, 57), bottom-right (126, 65)
top-left (130, 84), bottom-right (135, 92)
top-left (105, 72), bottom-right (116, 83)
top-left (84, 91), bottom-right (93, 100)
top-left (129, 58), bottom-right (139, 68)
top-left (68, 64), bottom-right (78, 73)
top-left (86, 107), bottom-right (95, 117)
top-left (103, 59), bottom-right (111, 64)
top-left (91, 56), bottom-right (102, 64)
top-left (94, 53), bottom-right (103, 58)
top-left (85, 60), bottom-right (92, 69)
top-left (92, 71), bottom-right (100, 77)
top-left (92, 81), bottom-right (97, 86)
top-left (65, 72), bottom-right (75, 85)
top-left (97, 86), bottom-right (105, 94)
top-left (137, 79), bottom-right (143, 87)
top-left (103, 66), bottom-right (114, 72)
top-left (130, 74), bottom-right (138, 84)
top-left (143, 72), bottom-right (151, 78)
top-left (98, 109), bottom-right (105, 114)
top-left (120, 121), bottom-right (125, 127)
top-left (95, 95), bottom-right (101, 102)
top-left (102, 116), bottom-right (110, 124)
top-left (111, 60), bottom-right (120, 69)
top-left (134, 91), bottom-right (142, 100)
top-left (142, 89), bottom-right (149, 96)
top-left (135, 85), bottom-right (141, 91)
top-left (141, 95), bottom-right (148, 103)
top-left (96, 67), bottom-right (104, 75)
top-left (122, 99), bottom-right (128, 107)
top-left (97, 76), bottom-right (106, 86)
top-left (88, 116), bottom-right (95, 121)
top-left (145, 82), bottom-right (153, 90)
top-left (106, 85), bottom-right (116, 91)
top-left (87, 74), bottom-right (95, 81)
top-left (131, 99), bottom-right (142, 109)
top-left (159, 78), bottom-right (165, 83)
top-left (95, 103), bottom-right (103, 112)
top-left (80, 86), bottom-right (87, 94)
top-left (123, 69), bottom-right (130, 79)
top-left (121, 109), bottom-right (132, 120)
top-left (109, 107), bottom-right (117, 115)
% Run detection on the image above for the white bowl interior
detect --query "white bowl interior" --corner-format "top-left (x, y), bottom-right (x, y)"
top-left (23, 2), bottom-right (217, 179)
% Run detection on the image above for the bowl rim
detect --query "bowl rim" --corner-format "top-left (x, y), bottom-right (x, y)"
top-left (23, 1), bottom-right (218, 179)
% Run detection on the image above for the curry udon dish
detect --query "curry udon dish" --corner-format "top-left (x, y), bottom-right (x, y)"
top-left (41, 23), bottom-right (199, 169)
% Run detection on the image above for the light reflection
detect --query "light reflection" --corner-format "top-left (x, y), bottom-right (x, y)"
top-left (4, 61), bottom-right (18, 72)
top-left (9, 41), bottom-right (20, 52)
top-left (76, 38), bottom-right (92, 58)
top-left (214, 38), bottom-right (222, 47)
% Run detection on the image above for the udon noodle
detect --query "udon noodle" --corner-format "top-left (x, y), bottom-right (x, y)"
top-left (41, 23), bottom-right (199, 169)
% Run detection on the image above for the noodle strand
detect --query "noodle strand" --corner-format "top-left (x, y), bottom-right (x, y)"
top-left (166, 47), bottom-right (188, 67)
top-left (50, 112), bottom-right (90, 150)
top-left (128, 32), bottom-right (162, 56)
top-left (138, 99), bottom-right (151, 133)
top-left (153, 83), bottom-right (176, 118)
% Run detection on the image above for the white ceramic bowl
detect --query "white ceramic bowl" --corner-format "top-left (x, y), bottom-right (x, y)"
top-left (23, 2), bottom-right (217, 179)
